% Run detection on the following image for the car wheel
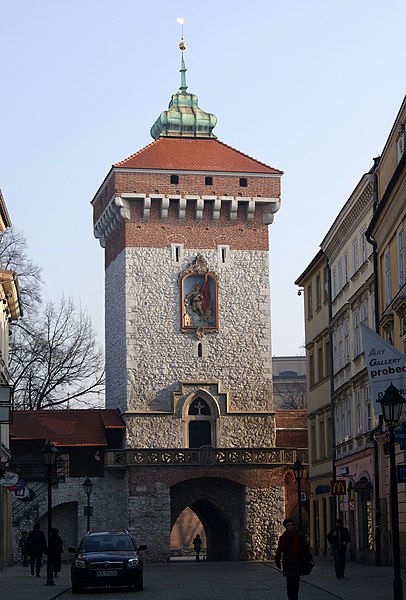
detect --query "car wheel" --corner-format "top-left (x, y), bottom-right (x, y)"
top-left (134, 572), bottom-right (143, 591)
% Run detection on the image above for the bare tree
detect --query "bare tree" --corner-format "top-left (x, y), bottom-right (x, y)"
top-left (9, 297), bottom-right (104, 409)
top-left (0, 228), bottom-right (42, 313)
top-left (273, 380), bottom-right (307, 410)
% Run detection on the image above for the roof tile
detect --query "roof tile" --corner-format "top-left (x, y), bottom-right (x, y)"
top-left (114, 138), bottom-right (283, 175)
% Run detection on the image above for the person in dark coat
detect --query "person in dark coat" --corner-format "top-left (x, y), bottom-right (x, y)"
top-left (193, 534), bottom-right (202, 561)
top-left (48, 528), bottom-right (63, 577)
top-left (27, 523), bottom-right (47, 576)
top-left (327, 518), bottom-right (351, 579)
top-left (275, 518), bottom-right (310, 600)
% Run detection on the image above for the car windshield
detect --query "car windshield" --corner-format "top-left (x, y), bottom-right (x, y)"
top-left (82, 535), bottom-right (135, 552)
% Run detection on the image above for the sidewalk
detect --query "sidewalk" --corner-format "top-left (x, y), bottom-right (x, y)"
top-left (0, 557), bottom-right (403, 600)
top-left (0, 563), bottom-right (71, 600)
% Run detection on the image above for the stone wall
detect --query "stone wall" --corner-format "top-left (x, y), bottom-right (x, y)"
top-left (105, 247), bottom-right (273, 422)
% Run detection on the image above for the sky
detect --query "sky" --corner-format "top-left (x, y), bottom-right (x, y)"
top-left (1, 0), bottom-right (405, 357)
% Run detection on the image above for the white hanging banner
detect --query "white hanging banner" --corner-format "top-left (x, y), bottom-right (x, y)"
top-left (360, 323), bottom-right (406, 416)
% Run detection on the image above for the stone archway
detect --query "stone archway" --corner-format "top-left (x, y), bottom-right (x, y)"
top-left (170, 477), bottom-right (245, 561)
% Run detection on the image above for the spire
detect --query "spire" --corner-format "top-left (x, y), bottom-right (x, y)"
top-left (178, 26), bottom-right (188, 93)
top-left (150, 23), bottom-right (217, 140)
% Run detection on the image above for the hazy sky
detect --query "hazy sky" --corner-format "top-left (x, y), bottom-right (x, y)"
top-left (1, 1), bottom-right (405, 356)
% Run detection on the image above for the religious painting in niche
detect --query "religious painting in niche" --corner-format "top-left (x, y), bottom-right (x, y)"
top-left (180, 255), bottom-right (219, 333)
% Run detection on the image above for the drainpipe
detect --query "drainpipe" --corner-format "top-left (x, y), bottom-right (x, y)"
top-left (366, 163), bottom-right (381, 567)
top-left (326, 256), bottom-right (337, 521)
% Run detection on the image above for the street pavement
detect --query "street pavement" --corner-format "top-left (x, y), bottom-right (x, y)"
top-left (0, 557), bottom-right (402, 600)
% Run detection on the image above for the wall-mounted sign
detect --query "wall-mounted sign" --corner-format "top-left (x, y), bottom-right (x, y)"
top-left (331, 480), bottom-right (347, 495)
top-left (315, 485), bottom-right (331, 495)
top-left (0, 471), bottom-right (18, 487)
top-left (354, 480), bottom-right (372, 495)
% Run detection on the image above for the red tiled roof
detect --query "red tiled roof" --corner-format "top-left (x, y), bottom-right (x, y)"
top-left (10, 409), bottom-right (126, 447)
top-left (114, 137), bottom-right (283, 175)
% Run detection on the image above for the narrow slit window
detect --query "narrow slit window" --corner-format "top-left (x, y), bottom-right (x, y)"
top-left (221, 247), bottom-right (227, 263)
top-left (198, 343), bottom-right (203, 357)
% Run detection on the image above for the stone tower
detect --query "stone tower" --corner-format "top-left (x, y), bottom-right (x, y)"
top-left (91, 39), bottom-right (295, 562)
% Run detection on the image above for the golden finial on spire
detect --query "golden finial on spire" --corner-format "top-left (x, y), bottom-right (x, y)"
top-left (176, 17), bottom-right (186, 51)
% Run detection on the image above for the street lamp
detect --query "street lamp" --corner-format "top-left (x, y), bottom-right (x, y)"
top-left (42, 440), bottom-right (59, 587)
top-left (82, 478), bottom-right (94, 532)
top-left (378, 383), bottom-right (405, 600)
top-left (292, 458), bottom-right (304, 533)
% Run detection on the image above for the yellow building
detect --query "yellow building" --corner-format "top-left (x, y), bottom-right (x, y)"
top-left (366, 96), bottom-right (406, 566)
top-left (295, 251), bottom-right (332, 556)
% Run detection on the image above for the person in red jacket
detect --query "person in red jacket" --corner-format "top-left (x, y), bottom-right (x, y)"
top-left (275, 518), bottom-right (310, 600)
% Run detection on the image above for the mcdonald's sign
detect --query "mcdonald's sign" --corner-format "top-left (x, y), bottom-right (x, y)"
top-left (331, 480), bottom-right (347, 495)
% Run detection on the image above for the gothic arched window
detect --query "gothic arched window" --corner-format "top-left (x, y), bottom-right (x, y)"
top-left (186, 397), bottom-right (215, 448)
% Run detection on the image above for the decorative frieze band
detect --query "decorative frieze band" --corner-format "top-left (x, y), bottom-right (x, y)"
top-left (104, 447), bottom-right (307, 468)
top-left (94, 193), bottom-right (280, 246)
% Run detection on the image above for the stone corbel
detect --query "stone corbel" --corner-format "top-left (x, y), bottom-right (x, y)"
top-left (179, 197), bottom-right (187, 219)
top-left (196, 197), bottom-right (204, 220)
top-left (161, 197), bottom-right (170, 219)
top-left (143, 197), bottom-right (151, 220)
top-left (212, 197), bottom-right (221, 220)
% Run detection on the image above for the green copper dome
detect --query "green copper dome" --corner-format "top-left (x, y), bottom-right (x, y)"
top-left (150, 40), bottom-right (217, 140)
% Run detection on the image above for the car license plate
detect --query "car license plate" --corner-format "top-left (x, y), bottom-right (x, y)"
top-left (96, 570), bottom-right (118, 577)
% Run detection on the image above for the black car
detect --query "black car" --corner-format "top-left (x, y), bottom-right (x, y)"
top-left (68, 531), bottom-right (147, 594)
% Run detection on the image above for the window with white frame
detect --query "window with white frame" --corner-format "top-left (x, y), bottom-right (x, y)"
top-left (355, 388), bottom-right (362, 434)
top-left (361, 300), bottom-right (368, 327)
top-left (333, 331), bottom-right (338, 373)
top-left (344, 319), bottom-right (350, 364)
top-left (346, 397), bottom-right (352, 438)
top-left (316, 274), bottom-right (322, 309)
top-left (364, 385), bottom-right (372, 432)
top-left (338, 260), bottom-right (343, 292)
top-left (352, 238), bottom-right (359, 274)
top-left (338, 324), bottom-right (343, 370)
top-left (307, 284), bottom-right (313, 318)
top-left (341, 401), bottom-right (346, 441)
top-left (336, 404), bottom-right (341, 444)
top-left (361, 229), bottom-right (367, 264)
top-left (398, 226), bottom-right (405, 289)
top-left (353, 308), bottom-right (360, 357)
top-left (332, 268), bottom-right (337, 299)
top-left (344, 253), bottom-right (349, 285)
top-left (384, 247), bottom-right (391, 307)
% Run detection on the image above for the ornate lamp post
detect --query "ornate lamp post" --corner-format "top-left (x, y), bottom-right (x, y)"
top-left (82, 478), bottom-right (94, 532)
top-left (42, 440), bottom-right (59, 587)
top-left (378, 383), bottom-right (405, 600)
top-left (292, 458), bottom-right (304, 533)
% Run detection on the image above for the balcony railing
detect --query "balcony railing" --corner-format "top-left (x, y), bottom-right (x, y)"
top-left (104, 447), bottom-right (308, 468)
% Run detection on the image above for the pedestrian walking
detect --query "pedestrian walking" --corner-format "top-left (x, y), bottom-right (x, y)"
top-left (27, 523), bottom-right (47, 577)
top-left (275, 518), bottom-right (311, 600)
top-left (18, 531), bottom-right (29, 567)
top-left (327, 518), bottom-right (351, 579)
top-left (193, 534), bottom-right (202, 561)
top-left (48, 527), bottom-right (63, 577)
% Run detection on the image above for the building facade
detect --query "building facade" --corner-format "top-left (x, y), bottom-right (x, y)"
top-left (0, 190), bottom-right (22, 568)
top-left (320, 171), bottom-right (377, 564)
top-left (272, 356), bottom-right (306, 409)
top-left (295, 251), bottom-right (332, 556)
top-left (297, 95), bottom-right (406, 567)
top-left (91, 40), bottom-right (308, 560)
top-left (367, 96), bottom-right (406, 566)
